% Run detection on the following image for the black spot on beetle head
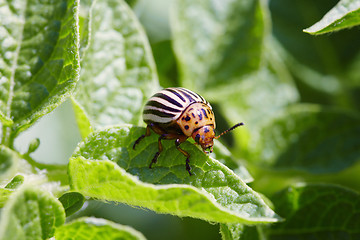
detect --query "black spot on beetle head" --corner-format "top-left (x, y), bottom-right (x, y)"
top-left (185, 125), bottom-right (189, 130)
top-left (195, 134), bottom-right (200, 143)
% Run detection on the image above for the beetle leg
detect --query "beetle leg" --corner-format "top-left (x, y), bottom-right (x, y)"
top-left (175, 138), bottom-right (192, 176)
top-left (150, 134), bottom-right (165, 168)
top-left (133, 125), bottom-right (152, 150)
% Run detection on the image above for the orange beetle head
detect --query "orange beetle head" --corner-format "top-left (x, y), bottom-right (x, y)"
top-left (191, 122), bottom-right (245, 154)
top-left (192, 125), bottom-right (215, 153)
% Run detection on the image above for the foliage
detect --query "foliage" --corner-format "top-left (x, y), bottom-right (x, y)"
top-left (0, 0), bottom-right (359, 239)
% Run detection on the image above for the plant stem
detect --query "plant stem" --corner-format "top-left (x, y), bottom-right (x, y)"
top-left (22, 154), bottom-right (68, 171)
top-left (1, 126), bottom-right (14, 148)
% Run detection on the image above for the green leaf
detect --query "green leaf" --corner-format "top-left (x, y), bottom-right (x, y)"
top-left (212, 141), bottom-right (253, 183)
top-left (172, 0), bottom-right (267, 90)
top-left (270, 0), bottom-right (360, 76)
top-left (55, 217), bottom-right (146, 240)
top-left (267, 184), bottom-right (360, 239)
top-left (78, 0), bottom-right (94, 59)
top-left (247, 104), bottom-right (360, 174)
top-left (0, 175), bottom-right (23, 206)
top-left (0, 186), bottom-right (65, 240)
top-left (220, 224), bottom-right (261, 240)
top-left (0, 0), bottom-right (80, 135)
top-left (125, 0), bottom-right (138, 8)
top-left (0, 188), bottom-right (13, 208)
top-left (5, 175), bottom-right (24, 189)
top-left (71, 97), bottom-right (92, 139)
top-left (304, 0), bottom-right (360, 35)
top-left (206, 52), bottom-right (299, 117)
top-left (69, 125), bottom-right (279, 224)
top-left (210, 65), bottom-right (298, 157)
top-left (26, 138), bottom-right (40, 154)
top-left (73, 0), bottom-right (159, 130)
top-left (0, 145), bottom-right (19, 180)
top-left (0, 113), bottom-right (13, 127)
top-left (58, 191), bottom-right (85, 217)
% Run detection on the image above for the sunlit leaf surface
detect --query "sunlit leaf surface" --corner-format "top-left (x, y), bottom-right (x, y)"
top-left (0, 0), bottom-right (80, 134)
top-left (69, 125), bottom-right (280, 224)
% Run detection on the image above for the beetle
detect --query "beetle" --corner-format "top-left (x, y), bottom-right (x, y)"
top-left (133, 87), bottom-right (244, 176)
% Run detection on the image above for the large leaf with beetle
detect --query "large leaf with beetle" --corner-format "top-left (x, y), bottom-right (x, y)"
top-left (69, 125), bottom-right (280, 224)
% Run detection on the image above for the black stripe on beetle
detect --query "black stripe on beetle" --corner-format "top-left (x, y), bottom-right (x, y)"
top-left (143, 109), bottom-right (176, 118)
top-left (154, 93), bottom-right (183, 108)
top-left (134, 87), bottom-right (245, 176)
top-left (167, 88), bottom-right (186, 102)
top-left (182, 88), bottom-right (200, 100)
top-left (147, 100), bottom-right (182, 113)
top-left (179, 90), bottom-right (195, 102)
top-left (201, 108), bottom-right (208, 118)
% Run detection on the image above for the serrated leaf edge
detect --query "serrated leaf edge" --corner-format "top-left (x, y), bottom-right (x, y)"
top-left (70, 156), bottom-right (280, 224)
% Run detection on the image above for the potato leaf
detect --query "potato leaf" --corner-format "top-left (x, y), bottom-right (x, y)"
top-left (247, 104), bottom-right (360, 174)
top-left (220, 224), bottom-right (260, 240)
top-left (304, 0), bottom-right (360, 35)
top-left (268, 184), bottom-right (360, 239)
top-left (58, 191), bottom-right (85, 217)
top-left (73, 0), bottom-right (159, 135)
top-left (0, 0), bottom-right (80, 137)
top-left (172, 0), bottom-right (266, 90)
top-left (0, 145), bottom-right (19, 180)
top-left (69, 125), bottom-right (280, 224)
top-left (55, 217), bottom-right (146, 240)
top-left (0, 186), bottom-right (65, 239)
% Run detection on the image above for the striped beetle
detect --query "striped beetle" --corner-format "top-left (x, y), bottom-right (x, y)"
top-left (133, 87), bottom-right (244, 176)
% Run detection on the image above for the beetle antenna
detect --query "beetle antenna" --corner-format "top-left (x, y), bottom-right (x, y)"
top-left (215, 122), bottom-right (244, 139)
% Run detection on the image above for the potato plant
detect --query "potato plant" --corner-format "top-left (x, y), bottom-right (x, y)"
top-left (0, 0), bottom-right (359, 239)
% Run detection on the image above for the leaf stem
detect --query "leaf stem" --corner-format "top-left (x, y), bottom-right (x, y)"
top-left (22, 153), bottom-right (68, 171)
top-left (1, 126), bottom-right (14, 148)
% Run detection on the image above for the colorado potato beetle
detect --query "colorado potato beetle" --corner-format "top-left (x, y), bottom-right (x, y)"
top-left (133, 87), bottom-right (244, 176)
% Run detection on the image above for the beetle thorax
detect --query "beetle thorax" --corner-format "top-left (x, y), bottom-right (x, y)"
top-left (176, 102), bottom-right (215, 137)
